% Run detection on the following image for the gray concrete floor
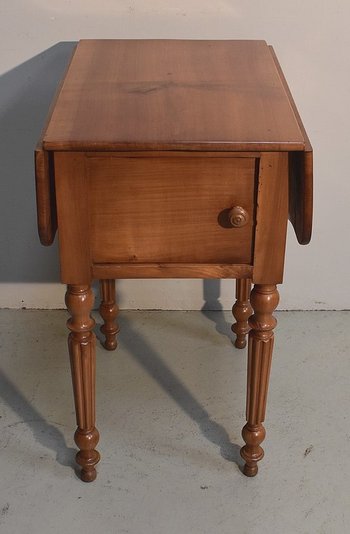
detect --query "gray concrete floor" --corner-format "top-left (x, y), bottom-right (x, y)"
top-left (0, 310), bottom-right (349, 533)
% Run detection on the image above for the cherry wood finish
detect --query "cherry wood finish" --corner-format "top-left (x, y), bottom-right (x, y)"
top-left (269, 46), bottom-right (313, 245)
top-left (54, 153), bottom-right (90, 284)
top-left (99, 279), bottom-right (119, 351)
top-left (228, 206), bottom-right (249, 229)
top-left (35, 40), bottom-right (313, 482)
top-left (88, 154), bottom-right (256, 265)
top-left (42, 40), bottom-right (305, 153)
top-left (232, 279), bottom-right (252, 349)
top-left (65, 285), bottom-right (100, 482)
top-left (253, 152), bottom-right (289, 284)
top-left (35, 148), bottom-right (56, 246)
top-left (241, 284), bottom-right (279, 476)
top-left (92, 263), bottom-right (253, 280)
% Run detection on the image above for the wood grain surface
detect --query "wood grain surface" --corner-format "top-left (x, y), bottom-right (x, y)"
top-left (92, 263), bottom-right (253, 280)
top-left (269, 46), bottom-right (313, 244)
top-left (252, 152), bottom-right (289, 284)
top-left (88, 155), bottom-right (257, 264)
top-left (54, 153), bottom-right (91, 284)
top-left (34, 147), bottom-right (56, 245)
top-left (42, 39), bottom-right (305, 152)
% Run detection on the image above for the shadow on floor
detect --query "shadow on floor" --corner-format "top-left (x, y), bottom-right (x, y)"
top-left (0, 369), bottom-right (76, 468)
top-left (200, 279), bottom-right (234, 342)
top-left (1, 308), bottom-right (244, 475)
top-left (116, 313), bottom-right (244, 470)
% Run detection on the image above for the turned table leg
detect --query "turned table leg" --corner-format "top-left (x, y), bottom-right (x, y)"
top-left (66, 285), bottom-right (100, 482)
top-left (240, 284), bottom-right (279, 477)
top-left (99, 279), bottom-right (119, 351)
top-left (232, 278), bottom-right (252, 349)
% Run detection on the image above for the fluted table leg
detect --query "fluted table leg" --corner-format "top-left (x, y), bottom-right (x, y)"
top-left (99, 279), bottom-right (119, 351)
top-left (240, 284), bottom-right (279, 477)
top-left (66, 285), bottom-right (100, 482)
top-left (232, 278), bottom-right (252, 348)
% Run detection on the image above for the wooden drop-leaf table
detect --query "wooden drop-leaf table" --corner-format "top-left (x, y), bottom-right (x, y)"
top-left (35, 39), bottom-right (313, 482)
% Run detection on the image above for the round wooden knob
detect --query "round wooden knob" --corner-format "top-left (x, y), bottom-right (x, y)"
top-left (228, 206), bottom-right (249, 228)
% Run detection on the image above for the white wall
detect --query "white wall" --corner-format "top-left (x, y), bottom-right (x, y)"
top-left (0, 1), bottom-right (349, 310)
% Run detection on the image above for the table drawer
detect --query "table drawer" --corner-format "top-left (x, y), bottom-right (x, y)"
top-left (87, 155), bottom-right (257, 265)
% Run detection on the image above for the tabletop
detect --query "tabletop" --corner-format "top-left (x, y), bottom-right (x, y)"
top-left (42, 39), bottom-right (307, 152)
top-left (36, 39), bottom-right (313, 247)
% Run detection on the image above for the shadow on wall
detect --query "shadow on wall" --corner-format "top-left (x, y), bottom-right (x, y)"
top-left (0, 42), bottom-right (77, 282)
top-left (0, 42), bottom-right (230, 311)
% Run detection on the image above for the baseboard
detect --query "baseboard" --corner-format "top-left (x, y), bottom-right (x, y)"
top-left (0, 282), bottom-right (344, 311)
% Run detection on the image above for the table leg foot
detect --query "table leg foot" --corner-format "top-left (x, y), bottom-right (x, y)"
top-left (75, 428), bottom-right (100, 482)
top-left (66, 284), bottom-right (100, 482)
top-left (232, 278), bottom-right (252, 349)
top-left (241, 423), bottom-right (265, 476)
top-left (240, 284), bottom-right (279, 476)
top-left (99, 279), bottom-right (119, 351)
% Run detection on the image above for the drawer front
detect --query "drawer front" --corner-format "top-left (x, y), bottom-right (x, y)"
top-left (88, 156), bottom-right (257, 264)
